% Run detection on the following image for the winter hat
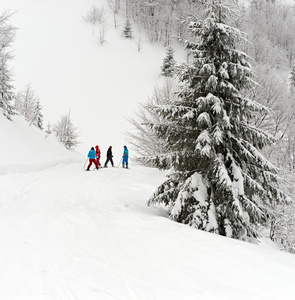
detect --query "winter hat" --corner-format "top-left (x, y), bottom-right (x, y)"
top-left (91, 147), bottom-right (94, 150)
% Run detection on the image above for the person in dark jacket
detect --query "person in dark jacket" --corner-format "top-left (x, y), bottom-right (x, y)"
top-left (104, 146), bottom-right (114, 167)
top-left (86, 147), bottom-right (98, 171)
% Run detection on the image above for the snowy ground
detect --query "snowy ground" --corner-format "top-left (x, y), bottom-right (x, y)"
top-left (1, 162), bottom-right (295, 300)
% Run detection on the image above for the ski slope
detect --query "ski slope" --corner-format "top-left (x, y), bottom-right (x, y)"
top-left (1, 160), bottom-right (295, 299)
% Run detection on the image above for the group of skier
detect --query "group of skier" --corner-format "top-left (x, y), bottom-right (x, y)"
top-left (86, 145), bottom-right (129, 171)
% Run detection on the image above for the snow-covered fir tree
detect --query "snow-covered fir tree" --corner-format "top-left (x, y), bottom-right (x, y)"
top-left (29, 99), bottom-right (43, 130)
top-left (145, 0), bottom-right (288, 240)
top-left (122, 19), bottom-right (133, 39)
top-left (15, 84), bottom-right (43, 127)
top-left (53, 111), bottom-right (79, 150)
top-left (0, 54), bottom-right (15, 120)
top-left (45, 121), bottom-right (52, 136)
top-left (290, 66), bottom-right (295, 90)
top-left (0, 11), bottom-right (16, 120)
top-left (161, 46), bottom-right (176, 77)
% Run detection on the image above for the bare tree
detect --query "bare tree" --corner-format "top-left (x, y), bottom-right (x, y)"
top-left (84, 6), bottom-right (106, 24)
top-left (108, 0), bottom-right (120, 28)
top-left (84, 6), bottom-right (106, 35)
top-left (126, 78), bottom-right (178, 163)
top-left (136, 34), bottom-right (144, 52)
top-left (96, 23), bottom-right (108, 45)
top-left (268, 171), bottom-right (295, 254)
top-left (251, 65), bottom-right (294, 140)
top-left (124, 0), bottom-right (203, 45)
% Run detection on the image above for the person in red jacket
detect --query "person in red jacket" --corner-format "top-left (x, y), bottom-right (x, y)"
top-left (95, 145), bottom-right (101, 168)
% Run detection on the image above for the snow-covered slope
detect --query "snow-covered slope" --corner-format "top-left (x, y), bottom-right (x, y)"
top-left (0, 110), bottom-right (82, 174)
top-left (1, 158), bottom-right (295, 299)
top-left (1, 109), bottom-right (295, 299)
top-left (6, 0), bottom-right (185, 159)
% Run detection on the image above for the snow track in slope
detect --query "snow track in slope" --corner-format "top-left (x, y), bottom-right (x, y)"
top-left (0, 164), bottom-right (168, 300)
top-left (2, 164), bottom-right (295, 300)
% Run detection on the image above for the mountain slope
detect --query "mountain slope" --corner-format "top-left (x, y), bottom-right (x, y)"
top-left (1, 110), bottom-right (295, 299)
top-left (7, 0), bottom-right (186, 159)
top-left (0, 110), bottom-right (82, 174)
top-left (1, 161), bottom-right (295, 299)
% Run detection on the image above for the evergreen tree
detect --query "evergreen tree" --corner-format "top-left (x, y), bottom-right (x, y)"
top-left (161, 46), bottom-right (176, 77)
top-left (30, 99), bottom-right (44, 130)
top-left (145, 0), bottom-right (288, 240)
top-left (0, 11), bottom-right (16, 120)
top-left (53, 112), bottom-right (79, 150)
top-left (122, 19), bottom-right (133, 39)
top-left (290, 66), bottom-right (295, 89)
top-left (0, 55), bottom-right (15, 120)
top-left (45, 122), bottom-right (52, 136)
top-left (15, 84), bottom-right (43, 127)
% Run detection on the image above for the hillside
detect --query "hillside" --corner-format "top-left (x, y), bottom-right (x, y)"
top-left (0, 109), bottom-right (82, 174)
top-left (1, 113), bottom-right (295, 299)
top-left (7, 0), bottom-right (295, 160)
top-left (7, 0), bottom-right (186, 159)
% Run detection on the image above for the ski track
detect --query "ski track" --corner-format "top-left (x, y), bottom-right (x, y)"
top-left (0, 163), bottom-right (172, 300)
top-left (2, 164), bottom-right (295, 299)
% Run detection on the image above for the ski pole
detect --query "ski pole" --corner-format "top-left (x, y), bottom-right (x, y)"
top-left (117, 156), bottom-right (123, 168)
top-left (83, 157), bottom-right (88, 170)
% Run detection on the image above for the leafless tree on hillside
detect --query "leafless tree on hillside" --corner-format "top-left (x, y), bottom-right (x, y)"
top-left (126, 78), bottom-right (178, 163)
top-left (108, 0), bottom-right (121, 28)
top-left (96, 23), bottom-right (108, 45)
top-left (84, 6), bottom-right (106, 36)
top-left (136, 35), bottom-right (144, 52)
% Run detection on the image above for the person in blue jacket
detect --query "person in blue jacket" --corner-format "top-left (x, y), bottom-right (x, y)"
top-left (86, 147), bottom-right (98, 171)
top-left (122, 145), bottom-right (129, 168)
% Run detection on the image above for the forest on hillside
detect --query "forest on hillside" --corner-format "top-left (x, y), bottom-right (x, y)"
top-left (113, 0), bottom-right (295, 169)
top-left (121, 0), bottom-right (295, 253)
